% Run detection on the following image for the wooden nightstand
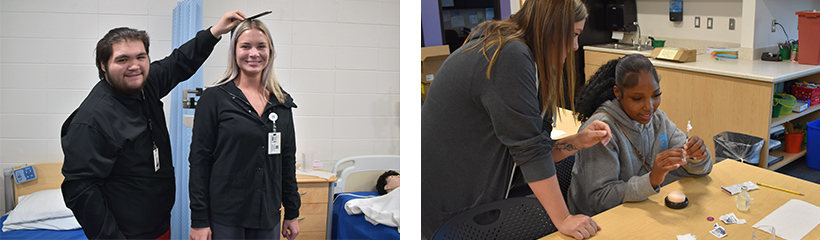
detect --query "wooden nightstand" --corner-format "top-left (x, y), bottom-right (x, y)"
top-left (288, 174), bottom-right (337, 239)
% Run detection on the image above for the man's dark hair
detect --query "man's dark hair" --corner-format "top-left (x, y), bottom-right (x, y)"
top-left (95, 27), bottom-right (150, 79)
top-left (376, 170), bottom-right (400, 195)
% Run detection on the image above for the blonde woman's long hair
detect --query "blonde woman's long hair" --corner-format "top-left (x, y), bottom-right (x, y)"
top-left (464, 0), bottom-right (587, 117)
top-left (212, 19), bottom-right (286, 103)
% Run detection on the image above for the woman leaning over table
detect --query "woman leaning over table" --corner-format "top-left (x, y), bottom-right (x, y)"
top-left (567, 54), bottom-right (712, 216)
top-left (188, 19), bottom-right (300, 240)
top-left (421, 0), bottom-right (613, 239)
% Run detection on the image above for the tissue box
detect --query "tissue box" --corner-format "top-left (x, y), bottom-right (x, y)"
top-left (793, 98), bottom-right (809, 112)
top-left (650, 47), bottom-right (697, 62)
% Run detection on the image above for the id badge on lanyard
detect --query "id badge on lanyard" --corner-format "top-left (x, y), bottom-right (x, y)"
top-left (268, 113), bottom-right (281, 155)
top-left (153, 143), bottom-right (160, 172)
top-left (143, 92), bottom-right (160, 172)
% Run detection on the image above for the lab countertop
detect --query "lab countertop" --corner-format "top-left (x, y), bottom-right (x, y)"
top-left (584, 45), bottom-right (820, 83)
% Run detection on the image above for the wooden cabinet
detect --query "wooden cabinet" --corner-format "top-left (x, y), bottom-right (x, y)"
top-left (583, 50), bottom-right (820, 170)
top-left (653, 67), bottom-right (772, 166)
top-left (283, 174), bottom-right (337, 239)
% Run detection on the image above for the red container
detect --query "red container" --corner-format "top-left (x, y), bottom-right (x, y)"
top-left (785, 131), bottom-right (805, 153)
top-left (792, 84), bottom-right (820, 105)
top-left (796, 11), bottom-right (820, 65)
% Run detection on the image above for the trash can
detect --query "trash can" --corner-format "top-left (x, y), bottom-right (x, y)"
top-left (808, 119), bottom-right (820, 170)
top-left (713, 131), bottom-right (765, 164)
top-left (796, 10), bottom-right (820, 65)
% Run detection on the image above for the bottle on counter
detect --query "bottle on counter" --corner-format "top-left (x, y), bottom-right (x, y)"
top-left (736, 186), bottom-right (751, 211)
top-left (791, 45), bottom-right (799, 62)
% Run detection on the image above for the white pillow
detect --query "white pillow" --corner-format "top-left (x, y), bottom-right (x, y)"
top-left (2, 215), bottom-right (81, 232)
top-left (3, 189), bottom-right (74, 225)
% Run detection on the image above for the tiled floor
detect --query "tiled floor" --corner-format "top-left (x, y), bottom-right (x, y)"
top-left (775, 156), bottom-right (820, 184)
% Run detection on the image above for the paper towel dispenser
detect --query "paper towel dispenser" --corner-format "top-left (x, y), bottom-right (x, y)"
top-left (605, 0), bottom-right (637, 32)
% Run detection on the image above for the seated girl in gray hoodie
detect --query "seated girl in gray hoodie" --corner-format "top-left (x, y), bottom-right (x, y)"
top-left (566, 54), bottom-right (713, 216)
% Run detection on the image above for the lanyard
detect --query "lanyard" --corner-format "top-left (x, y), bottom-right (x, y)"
top-left (140, 91), bottom-right (157, 147)
top-left (268, 112), bottom-right (278, 132)
top-left (142, 91), bottom-right (161, 171)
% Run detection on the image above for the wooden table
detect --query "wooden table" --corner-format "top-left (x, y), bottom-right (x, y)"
top-left (541, 160), bottom-right (820, 239)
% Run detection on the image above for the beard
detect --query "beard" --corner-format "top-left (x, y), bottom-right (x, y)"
top-left (105, 70), bottom-right (147, 96)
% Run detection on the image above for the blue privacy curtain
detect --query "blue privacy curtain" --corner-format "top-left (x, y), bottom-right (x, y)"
top-left (170, 0), bottom-right (203, 239)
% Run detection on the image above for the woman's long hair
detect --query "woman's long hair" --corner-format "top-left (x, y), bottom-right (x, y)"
top-left (574, 54), bottom-right (659, 122)
top-left (211, 19), bottom-right (287, 103)
top-left (463, 0), bottom-right (587, 117)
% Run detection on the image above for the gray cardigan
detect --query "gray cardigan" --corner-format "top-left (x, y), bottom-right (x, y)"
top-left (421, 38), bottom-right (557, 237)
top-left (567, 99), bottom-right (712, 216)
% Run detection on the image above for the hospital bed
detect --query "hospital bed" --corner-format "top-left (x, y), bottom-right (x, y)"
top-left (328, 155), bottom-right (400, 240)
top-left (2, 162), bottom-right (86, 239)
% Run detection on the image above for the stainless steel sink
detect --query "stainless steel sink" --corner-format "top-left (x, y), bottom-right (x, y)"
top-left (592, 43), bottom-right (653, 51)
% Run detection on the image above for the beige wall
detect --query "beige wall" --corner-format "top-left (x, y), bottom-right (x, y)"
top-left (0, 0), bottom-right (400, 213)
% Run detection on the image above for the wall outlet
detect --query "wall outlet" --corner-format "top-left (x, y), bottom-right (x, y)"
top-left (695, 16), bottom-right (701, 28)
top-left (771, 19), bottom-right (777, 32)
top-left (729, 18), bottom-right (735, 30)
top-left (707, 17), bottom-right (713, 29)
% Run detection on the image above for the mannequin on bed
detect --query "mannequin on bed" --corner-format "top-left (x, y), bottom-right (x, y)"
top-left (376, 170), bottom-right (400, 195)
top-left (344, 170), bottom-right (401, 230)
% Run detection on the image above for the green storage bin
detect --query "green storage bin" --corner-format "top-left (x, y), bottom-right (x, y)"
top-left (774, 93), bottom-right (796, 116)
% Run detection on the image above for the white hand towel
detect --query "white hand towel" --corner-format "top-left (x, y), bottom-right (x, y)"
top-left (345, 187), bottom-right (401, 231)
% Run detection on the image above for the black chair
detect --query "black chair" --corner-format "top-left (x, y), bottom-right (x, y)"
top-left (431, 197), bottom-right (557, 240)
top-left (508, 156), bottom-right (576, 200)
top-left (555, 155), bottom-right (576, 201)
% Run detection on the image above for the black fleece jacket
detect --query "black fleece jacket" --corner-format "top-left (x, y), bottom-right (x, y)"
top-left (188, 81), bottom-right (299, 229)
top-left (61, 28), bottom-right (220, 240)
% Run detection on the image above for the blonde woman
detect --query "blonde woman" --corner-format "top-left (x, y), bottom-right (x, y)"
top-left (421, 0), bottom-right (612, 239)
top-left (189, 19), bottom-right (299, 240)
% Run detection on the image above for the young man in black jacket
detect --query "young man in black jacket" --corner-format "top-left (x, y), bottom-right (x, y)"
top-left (60, 10), bottom-right (246, 240)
